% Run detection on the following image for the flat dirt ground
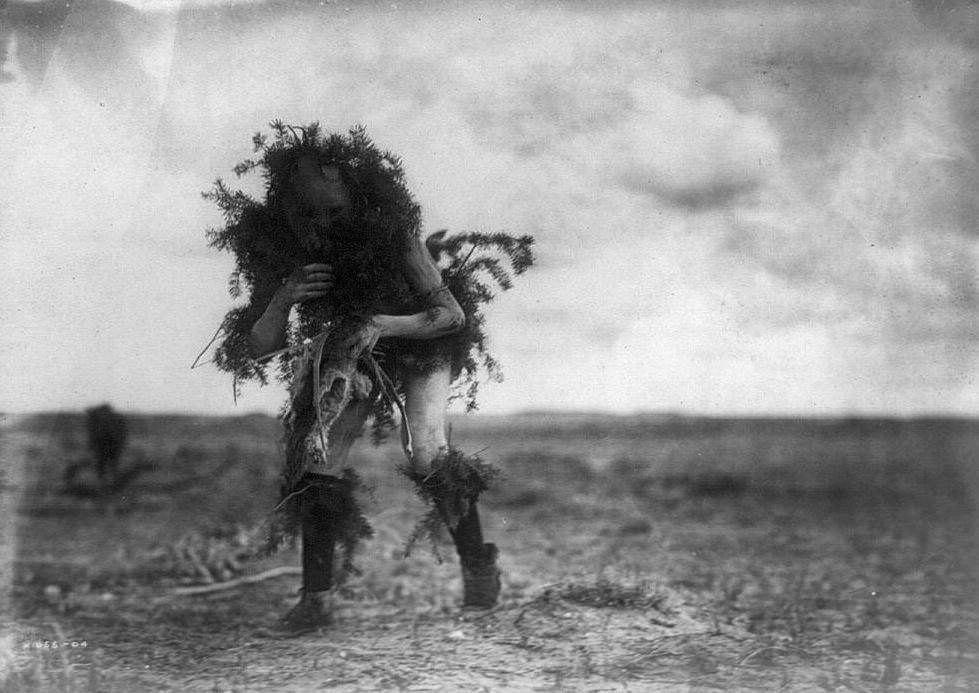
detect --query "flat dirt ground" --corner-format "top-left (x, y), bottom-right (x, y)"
top-left (2, 411), bottom-right (978, 692)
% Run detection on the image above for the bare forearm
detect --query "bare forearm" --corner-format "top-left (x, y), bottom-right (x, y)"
top-left (248, 264), bottom-right (335, 358)
top-left (248, 293), bottom-right (292, 358)
top-left (375, 305), bottom-right (465, 340)
top-left (384, 237), bottom-right (467, 340)
top-left (247, 247), bottom-right (464, 355)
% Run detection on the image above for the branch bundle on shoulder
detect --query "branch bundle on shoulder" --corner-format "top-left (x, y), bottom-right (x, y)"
top-left (381, 230), bottom-right (535, 415)
top-left (399, 447), bottom-right (502, 560)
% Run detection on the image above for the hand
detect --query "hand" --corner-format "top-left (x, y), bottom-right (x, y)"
top-left (279, 263), bottom-right (333, 305)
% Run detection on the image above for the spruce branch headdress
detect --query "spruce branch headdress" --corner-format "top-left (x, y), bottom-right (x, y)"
top-left (203, 122), bottom-right (419, 390)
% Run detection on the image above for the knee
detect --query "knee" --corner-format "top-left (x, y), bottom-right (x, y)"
top-left (402, 412), bottom-right (449, 475)
top-left (399, 446), bottom-right (500, 515)
top-left (405, 441), bottom-right (449, 476)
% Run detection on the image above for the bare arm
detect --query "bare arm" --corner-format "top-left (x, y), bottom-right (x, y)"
top-left (373, 235), bottom-right (465, 340)
top-left (248, 264), bottom-right (333, 358)
top-left (248, 237), bottom-right (463, 357)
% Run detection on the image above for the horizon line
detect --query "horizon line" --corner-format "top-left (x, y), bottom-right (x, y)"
top-left (5, 408), bottom-right (979, 422)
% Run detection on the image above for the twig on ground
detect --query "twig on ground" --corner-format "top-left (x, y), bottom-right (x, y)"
top-left (737, 645), bottom-right (811, 666)
top-left (169, 566), bottom-right (301, 596)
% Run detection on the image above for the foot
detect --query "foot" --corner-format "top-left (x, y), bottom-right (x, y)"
top-left (278, 590), bottom-right (334, 634)
top-left (461, 543), bottom-right (501, 609)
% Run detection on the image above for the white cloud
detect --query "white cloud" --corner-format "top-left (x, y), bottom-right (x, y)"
top-left (610, 84), bottom-right (780, 206)
top-left (731, 49), bottom-right (979, 342)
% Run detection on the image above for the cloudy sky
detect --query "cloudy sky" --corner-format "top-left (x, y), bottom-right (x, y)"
top-left (1, 0), bottom-right (978, 416)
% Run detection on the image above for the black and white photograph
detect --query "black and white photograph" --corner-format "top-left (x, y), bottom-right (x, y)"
top-left (1, 0), bottom-right (977, 690)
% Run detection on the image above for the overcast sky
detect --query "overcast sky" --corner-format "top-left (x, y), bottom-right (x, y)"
top-left (1, 0), bottom-right (978, 416)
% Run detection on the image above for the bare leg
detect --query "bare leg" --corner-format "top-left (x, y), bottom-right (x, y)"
top-left (306, 394), bottom-right (373, 477)
top-left (403, 365), bottom-right (501, 608)
top-left (282, 395), bottom-right (372, 632)
top-left (402, 364), bottom-right (453, 473)
top-left (302, 396), bottom-right (372, 586)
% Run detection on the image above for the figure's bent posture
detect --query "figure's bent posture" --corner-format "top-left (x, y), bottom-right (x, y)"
top-left (246, 146), bottom-right (500, 631)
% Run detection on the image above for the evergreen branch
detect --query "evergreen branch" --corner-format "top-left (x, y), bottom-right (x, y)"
top-left (191, 323), bottom-right (226, 370)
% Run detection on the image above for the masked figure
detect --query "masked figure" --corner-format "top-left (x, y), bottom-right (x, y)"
top-left (205, 124), bottom-right (532, 632)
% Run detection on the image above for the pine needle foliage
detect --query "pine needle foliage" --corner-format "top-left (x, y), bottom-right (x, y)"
top-left (399, 447), bottom-right (502, 560)
top-left (204, 122), bottom-right (418, 391)
top-left (262, 468), bottom-right (374, 584)
top-left (330, 468), bottom-right (376, 582)
top-left (383, 230), bottom-right (536, 414)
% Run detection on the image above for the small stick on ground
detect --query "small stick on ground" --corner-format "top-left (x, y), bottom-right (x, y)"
top-left (183, 546), bottom-right (215, 584)
top-left (169, 566), bottom-right (302, 596)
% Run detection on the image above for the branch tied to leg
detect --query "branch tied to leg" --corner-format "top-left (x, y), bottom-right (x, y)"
top-left (399, 446), bottom-right (503, 608)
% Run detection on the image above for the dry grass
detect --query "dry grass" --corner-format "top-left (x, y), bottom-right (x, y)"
top-left (2, 412), bottom-right (978, 691)
top-left (538, 580), bottom-right (671, 611)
